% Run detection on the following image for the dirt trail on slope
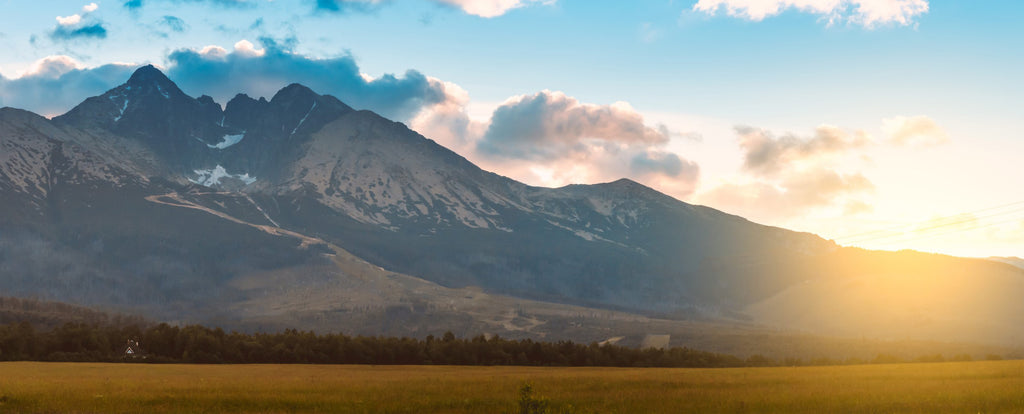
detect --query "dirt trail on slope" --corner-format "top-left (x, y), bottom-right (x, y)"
top-left (144, 192), bottom-right (323, 248)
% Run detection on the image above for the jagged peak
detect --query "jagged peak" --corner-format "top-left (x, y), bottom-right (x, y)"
top-left (197, 95), bottom-right (217, 106)
top-left (126, 65), bottom-right (173, 87)
top-left (118, 64), bottom-right (190, 103)
top-left (271, 83), bottom-right (317, 103)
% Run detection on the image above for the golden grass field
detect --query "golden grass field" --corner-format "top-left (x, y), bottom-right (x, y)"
top-left (1, 361), bottom-right (1023, 413)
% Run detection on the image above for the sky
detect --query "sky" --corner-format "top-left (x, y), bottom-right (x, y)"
top-left (0, 0), bottom-right (1021, 258)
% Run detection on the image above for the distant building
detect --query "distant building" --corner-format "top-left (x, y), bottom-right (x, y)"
top-left (122, 339), bottom-right (145, 359)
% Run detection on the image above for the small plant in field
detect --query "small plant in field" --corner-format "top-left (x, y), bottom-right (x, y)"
top-left (515, 382), bottom-right (585, 414)
top-left (518, 382), bottom-right (550, 414)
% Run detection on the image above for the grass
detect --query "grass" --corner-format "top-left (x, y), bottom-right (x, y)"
top-left (1, 361), bottom-right (1023, 413)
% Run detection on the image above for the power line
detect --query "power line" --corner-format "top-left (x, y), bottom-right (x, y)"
top-left (837, 200), bottom-right (1024, 246)
top-left (835, 199), bottom-right (1024, 244)
top-left (868, 215), bottom-right (1024, 248)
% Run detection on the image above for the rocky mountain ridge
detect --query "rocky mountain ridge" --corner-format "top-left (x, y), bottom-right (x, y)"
top-left (2, 65), bottom-right (1022, 348)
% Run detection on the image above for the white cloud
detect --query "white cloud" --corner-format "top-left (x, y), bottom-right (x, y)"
top-left (478, 90), bottom-right (671, 161)
top-left (198, 45), bottom-right (229, 59)
top-left (56, 3), bottom-right (99, 27)
top-left (850, 0), bottom-right (928, 26)
top-left (56, 14), bottom-right (83, 27)
top-left (692, 0), bottom-right (929, 27)
top-left (697, 123), bottom-right (875, 221)
top-left (411, 88), bottom-right (700, 196)
top-left (20, 56), bottom-right (85, 79)
top-left (737, 124), bottom-right (871, 175)
top-left (232, 40), bottom-right (265, 57)
top-left (0, 56), bottom-right (135, 117)
top-left (882, 115), bottom-right (949, 147)
top-left (432, 0), bottom-right (555, 18)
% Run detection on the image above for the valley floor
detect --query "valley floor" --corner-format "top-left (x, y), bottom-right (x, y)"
top-left (1, 361), bottom-right (1023, 413)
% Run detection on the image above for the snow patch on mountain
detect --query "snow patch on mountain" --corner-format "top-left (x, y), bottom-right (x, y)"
top-left (108, 87), bottom-right (132, 122)
top-left (291, 101), bottom-right (317, 136)
top-left (545, 219), bottom-right (621, 245)
top-left (114, 99), bottom-right (129, 122)
top-left (208, 133), bottom-right (245, 149)
top-left (189, 165), bottom-right (256, 187)
top-left (156, 83), bottom-right (170, 99)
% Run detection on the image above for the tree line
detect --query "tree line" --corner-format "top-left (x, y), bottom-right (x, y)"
top-left (0, 321), bottom-right (750, 367)
top-left (0, 321), bottom-right (1002, 367)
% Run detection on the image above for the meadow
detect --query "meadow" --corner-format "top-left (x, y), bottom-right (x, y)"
top-left (1, 360), bottom-right (1023, 413)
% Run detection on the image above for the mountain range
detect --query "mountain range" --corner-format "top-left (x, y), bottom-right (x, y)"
top-left (1, 65), bottom-right (1022, 352)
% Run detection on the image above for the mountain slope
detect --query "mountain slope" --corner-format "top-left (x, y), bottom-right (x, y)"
top-left (2, 65), bottom-right (1021, 349)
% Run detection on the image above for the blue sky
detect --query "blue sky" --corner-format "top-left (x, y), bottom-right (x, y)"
top-left (1, 0), bottom-right (1022, 257)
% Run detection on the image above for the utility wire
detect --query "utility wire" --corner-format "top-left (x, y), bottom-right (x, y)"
top-left (838, 201), bottom-right (1024, 246)
top-left (836, 199), bottom-right (1024, 243)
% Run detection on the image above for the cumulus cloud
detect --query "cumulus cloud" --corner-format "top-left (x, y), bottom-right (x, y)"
top-left (430, 0), bottom-right (555, 18)
top-left (0, 56), bottom-right (136, 116)
top-left (57, 14), bottom-right (84, 27)
top-left (409, 79), bottom-right (487, 152)
top-left (409, 89), bottom-right (699, 196)
top-left (882, 115), bottom-right (949, 147)
top-left (737, 124), bottom-right (870, 175)
top-left (700, 168), bottom-right (874, 219)
top-left (693, 0), bottom-right (929, 27)
top-left (478, 91), bottom-right (670, 161)
top-left (164, 39), bottom-right (450, 121)
top-left (698, 124), bottom-right (875, 221)
top-left (50, 3), bottom-right (108, 41)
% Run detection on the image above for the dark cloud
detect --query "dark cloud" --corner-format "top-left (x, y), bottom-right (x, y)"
top-left (0, 57), bottom-right (136, 116)
top-left (313, 0), bottom-right (384, 14)
top-left (1, 40), bottom-right (452, 122)
top-left (479, 91), bottom-right (670, 161)
top-left (164, 40), bottom-right (447, 121)
top-left (737, 124), bottom-right (870, 175)
top-left (160, 16), bottom-right (188, 33)
top-left (631, 151), bottom-right (696, 178)
top-left (124, 0), bottom-right (255, 11)
top-left (50, 23), bottom-right (108, 41)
